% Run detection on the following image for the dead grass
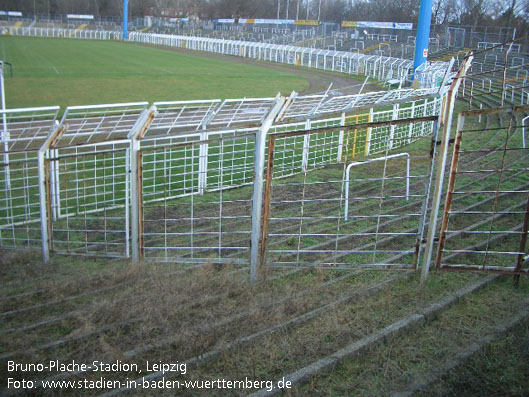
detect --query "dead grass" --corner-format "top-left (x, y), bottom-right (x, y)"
top-left (1, 102), bottom-right (527, 396)
top-left (0, 248), bottom-right (47, 282)
top-left (292, 276), bottom-right (529, 396)
top-left (423, 317), bottom-right (529, 396)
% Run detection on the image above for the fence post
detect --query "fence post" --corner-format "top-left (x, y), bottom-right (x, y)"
top-left (37, 125), bottom-right (64, 264)
top-left (421, 55), bottom-right (473, 284)
top-left (198, 127), bottom-right (209, 195)
top-left (431, 98), bottom-right (439, 134)
top-left (408, 101), bottom-right (415, 143)
top-left (129, 108), bottom-right (156, 263)
top-left (302, 119), bottom-right (311, 171)
top-left (337, 112), bottom-right (345, 163)
top-left (38, 149), bottom-right (50, 263)
top-left (365, 108), bottom-right (374, 156)
top-left (250, 96), bottom-right (286, 283)
top-left (130, 137), bottom-right (140, 263)
top-left (389, 103), bottom-right (399, 150)
top-left (421, 98), bottom-right (428, 136)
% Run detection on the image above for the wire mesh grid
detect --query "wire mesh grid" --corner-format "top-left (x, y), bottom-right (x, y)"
top-left (436, 106), bottom-right (529, 274)
top-left (139, 132), bottom-right (256, 264)
top-left (279, 88), bottom-right (440, 122)
top-left (42, 103), bottom-right (148, 257)
top-left (0, 92), bottom-right (443, 264)
top-left (46, 144), bottom-right (131, 257)
top-left (148, 100), bottom-right (221, 136)
top-left (261, 116), bottom-right (437, 269)
top-left (0, 107), bottom-right (59, 248)
top-left (56, 102), bottom-right (148, 148)
top-left (211, 98), bottom-right (277, 128)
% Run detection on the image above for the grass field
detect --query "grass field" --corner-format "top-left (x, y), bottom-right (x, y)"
top-left (0, 36), bottom-right (309, 108)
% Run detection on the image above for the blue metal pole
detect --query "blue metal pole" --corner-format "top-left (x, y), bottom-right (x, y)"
top-left (123, 0), bottom-right (128, 40)
top-left (413, 0), bottom-right (433, 84)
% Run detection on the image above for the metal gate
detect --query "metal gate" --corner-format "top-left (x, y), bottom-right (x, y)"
top-left (259, 114), bottom-right (440, 270)
top-left (436, 106), bottom-right (529, 275)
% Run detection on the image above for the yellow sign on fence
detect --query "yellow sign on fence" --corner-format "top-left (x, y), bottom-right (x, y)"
top-left (295, 20), bottom-right (319, 26)
top-left (344, 113), bottom-right (370, 160)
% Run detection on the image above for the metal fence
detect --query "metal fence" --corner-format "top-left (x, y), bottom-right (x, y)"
top-left (127, 32), bottom-right (451, 86)
top-left (1, 31), bottom-right (527, 281)
top-left (3, 26), bottom-right (123, 40)
top-left (0, 106), bottom-right (59, 249)
top-left (0, 88), bottom-right (442, 272)
top-left (1, 26), bottom-right (450, 87)
top-left (436, 105), bottom-right (529, 275)
top-left (260, 117), bottom-right (438, 270)
top-left (38, 103), bottom-right (148, 260)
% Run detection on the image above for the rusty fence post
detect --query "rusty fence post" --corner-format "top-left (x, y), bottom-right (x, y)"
top-left (250, 96), bottom-right (286, 282)
top-left (421, 54), bottom-right (473, 284)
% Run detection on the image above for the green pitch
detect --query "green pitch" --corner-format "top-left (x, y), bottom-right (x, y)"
top-left (0, 36), bottom-right (309, 109)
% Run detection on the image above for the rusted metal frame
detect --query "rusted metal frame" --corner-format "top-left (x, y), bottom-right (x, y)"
top-left (459, 104), bottom-right (529, 118)
top-left (439, 205), bottom-right (527, 274)
top-left (435, 114), bottom-right (466, 270)
top-left (413, 118), bottom-right (441, 270)
top-left (451, 189), bottom-right (529, 195)
top-left (130, 108), bottom-right (169, 262)
top-left (421, 54), bottom-right (473, 284)
top-left (458, 125), bottom-right (520, 134)
top-left (48, 127), bottom-right (67, 221)
top-left (259, 135), bottom-right (276, 267)
top-left (48, 125), bottom-right (67, 151)
top-left (35, 122), bottom-right (68, 262)
top-left (44, 157), bottom-right (53, 252)
top-left (481, 110), bottom-right (516, 267)
top-left (272, 115), bottom-right (439, 140)
top-left (513, 195), bottom-right (529, 284)
top-left (137, 150), bottom-right (145, 259)
top-left (275, 91), bottom-right (297, 123)
top-left (437, 108), bottom-right (528, 276)
top-left (262, 114), bottom-right (439, 270)
top-left (137, 110), bottom-right (156, 140)
top-left (437, 58), bottom-right (455, 96)
top-left (250, 97), bottom-right (285, 282)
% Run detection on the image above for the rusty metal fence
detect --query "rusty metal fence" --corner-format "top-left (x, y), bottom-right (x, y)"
top-left (435, 105), bottom-right (529, 275)
top-left (259, 115), bottom-right (439, 270)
